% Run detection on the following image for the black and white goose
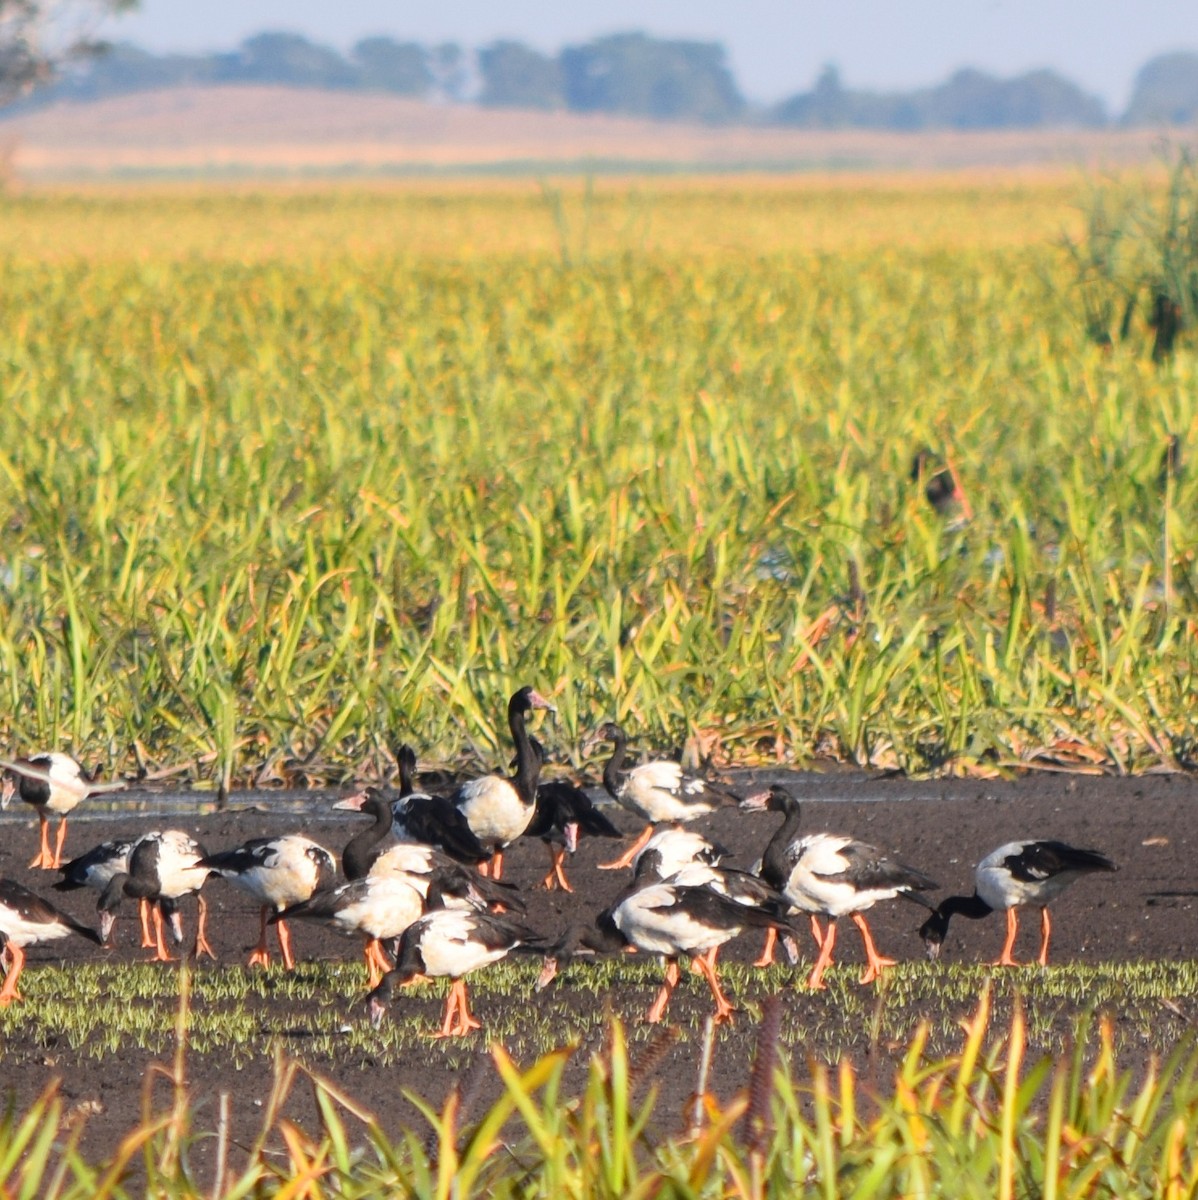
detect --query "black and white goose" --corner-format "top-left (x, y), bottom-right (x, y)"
top-left (0, 879), bottom-right (103, 1005)
top-left (366, 907), bottom-right (543, 1037)
top-left (919, 840), bottom-right (1117, 966)
top-left (54, 838), bottom-right (153, 949)
top-left (198, 836), bottom-right (335, 969)
top-left (744, 785), bottom-right (938, 989)
top-left (537, 849), bottom-right (790, 1025)
top-left (367, 841), bottom-right (524, 914)
top-left (521, 739), bottom-right (621, 892)
top-left (274, 872), bottom-right (426, 987)
top-left (1, 754), bottom-right (126, 869)
top-left (451, 686), bottom-right (556, 880)
top-left (631, 827), bottom-right (730, 879)
top-left (583, 722), bottom-right (741, 870)
top-left (391, 744), bottom-right (491, 865)
top-left (98, 830), bottom-right (215, 962)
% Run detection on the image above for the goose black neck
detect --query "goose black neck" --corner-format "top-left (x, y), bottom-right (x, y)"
top-left (601, 727), bottom-right (628, 798)
top-left (342, 792), bottom-right (394, 881)
top-left (508, 695), bottom-right (542, 804)
top-left (939, 892), bottom-right (993, 921)
top-left (759, 801), bottom-right (803, 889)
top-left (396, 746), bottom-right (417, 798)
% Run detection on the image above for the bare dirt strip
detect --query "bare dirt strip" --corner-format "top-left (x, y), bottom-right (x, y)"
top-left (0, 767), bottom-right (1194, 1170)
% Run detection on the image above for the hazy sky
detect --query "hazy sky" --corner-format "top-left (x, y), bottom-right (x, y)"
top-left (99, 1), bottom-right (1198, 111)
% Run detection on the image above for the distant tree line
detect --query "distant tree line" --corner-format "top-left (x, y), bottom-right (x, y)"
top-left (14, 29), bottom-right (1198, 129)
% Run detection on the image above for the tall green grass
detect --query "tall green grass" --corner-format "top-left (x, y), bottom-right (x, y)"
top-left (0, 186), bottom-right (1193, 781)
top-left (3, 980), bottom-right (1198, 1198)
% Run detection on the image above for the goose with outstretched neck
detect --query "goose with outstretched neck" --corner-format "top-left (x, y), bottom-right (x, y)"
top-left (451, 686), bottom-right (556, 881)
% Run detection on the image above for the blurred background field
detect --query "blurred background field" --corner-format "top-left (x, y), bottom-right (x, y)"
top-left (0, 174), bottom-right (1193, 785)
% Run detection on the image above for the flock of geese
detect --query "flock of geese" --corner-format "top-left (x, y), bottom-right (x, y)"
top-left (0, 686), bottom-right (1118, 1036)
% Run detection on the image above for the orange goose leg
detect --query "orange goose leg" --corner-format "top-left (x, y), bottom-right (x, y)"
top-left (752, 927), bottom-right (778, 968)
top-left (598, 824), bottom-right (654, 871)
top-left (150, 905), bottom-right (173, 962)
top-left (806, 919), bottom-right (838, 990)
top-left (540, 845), bottom-right (573, 892)
top-left (693, 952), bottom-right (736, 1024)
top-left (276, 917), bottom-right (296, 971)
top-left (433, 979), bottom-right (482, 1038)
top-left (852, 913), bottom-right (898, 984)
top-left (754, 915), bottom-right (826, 968)
top-left (645, 959), bottom-right (681, 1023)
top-left (1036, 906), bottom-right (1052, 967)
top-left (0, 943), bottom-right (25, 1005)
top-left (28, 813), bottom-right (53, 870)
top-left (363, 938), bottom-right (391, 988)
top-left (247, 906), bottom-right (271, 968)
top-left (51, 819), bottom-right (70, 870)
top-left (138, 899), bottom-right (154, 949)
top-left (993, 908), bottom-right (1021, 967)
top-left (193, 895), bottom-right (216, 960)
top-left (489, 849), bottom-right (506, 882)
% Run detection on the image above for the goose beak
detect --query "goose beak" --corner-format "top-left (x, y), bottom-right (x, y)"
top-left (528, 690), bottom-right (558, 718)
top-left (564, 822), bottom-right (579, 855)
top-left (535, 958), bottom-right (559, 992)
top-left (367, 994), bottom-right (387, 1029)
top-left (0, 776), bottom-right (11, 809)
top-left (580, 729), bottom-right (605, 757)
top-left (333, 790), bottom-right (369, 811)
top-left (739, 789), bottom-right (770, 811)
top-left (98, 910), bottom-right (116, 946)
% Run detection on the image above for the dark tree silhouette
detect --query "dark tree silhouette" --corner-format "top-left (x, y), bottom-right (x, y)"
top-left (0, 0), bottom-right (138, 102)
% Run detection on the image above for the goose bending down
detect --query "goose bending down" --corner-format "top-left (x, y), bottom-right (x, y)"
top-left (744, 785), bottom-right (938, 989)
top-left (0, 879), bottom-right (103, 1005)
top-left (198, 836), bottom-right (335, 969)
top-left (583, 723), bottom-right (741, 870)
top-left (98, 830), bottom-right (215, 962)
top-left (367, 841), bottom-right (524, 914)
top-left (391, 744), bottom-right (491, 865)
top-left (537, 850), bottom-right (793, 1025)
top-left (366, 907), bottom-right (544, 1037)
top-left (1, 754), bottom-right (127, 869)
top-left (54, 839), bottom-right (153, 949)
top-left (631, 827), bottom-right (730, 879)
top-left (919, 841), bottom-right (1117, 966)
top-left (522, 742), bottom-right (621, 892)
top-left (451, 686), bottom-right (556, 881)
top-left (274, 873), bottom-right (426, 987)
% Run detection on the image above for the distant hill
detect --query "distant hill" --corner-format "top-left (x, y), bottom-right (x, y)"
top-left (0, 85), bottom-right (1171, 180)
top-left (9, 30), bottom-right (1198, 131)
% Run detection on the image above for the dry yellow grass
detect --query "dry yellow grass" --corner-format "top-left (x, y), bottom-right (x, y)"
top-left (0, 173), bottom-right (1093, 261)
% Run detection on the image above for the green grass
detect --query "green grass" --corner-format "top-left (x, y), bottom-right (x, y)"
top-left (5, 976), bottom-right (1198, 1198)
top-left (0, 183), bottom-right (1195, 783)
top-left (5, 958), bottom-right (1198, 1067)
